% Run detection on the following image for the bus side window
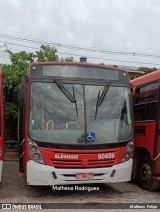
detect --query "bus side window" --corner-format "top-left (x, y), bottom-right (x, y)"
top-left (135, 87), bottom-right (146, 104)
top-left (134, 87), bottom-right (146, 121)
top-left (135, 88), bottom-right (140, 104)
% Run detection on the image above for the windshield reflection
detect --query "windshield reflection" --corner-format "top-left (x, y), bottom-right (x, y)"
top-left (29, 82), bottom-right (132, 144)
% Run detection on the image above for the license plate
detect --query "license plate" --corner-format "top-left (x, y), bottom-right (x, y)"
top-left (76, 173), bottom-right (94, 179)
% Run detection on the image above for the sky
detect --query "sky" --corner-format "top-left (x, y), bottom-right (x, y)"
top-left (0, 0), bottom-right (160, 68)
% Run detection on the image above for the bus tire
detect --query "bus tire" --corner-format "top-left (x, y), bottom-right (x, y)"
top-left (138, 154), bottom-right (160, 191)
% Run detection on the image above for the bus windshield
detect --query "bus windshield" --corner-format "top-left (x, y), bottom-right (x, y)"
top-left (29, 81), bottom-right (132, 144)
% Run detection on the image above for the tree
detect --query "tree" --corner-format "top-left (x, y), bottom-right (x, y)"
top-left (60, 56), bottom-right (74, 62)
top-left (137, 67), bottom-right (156, 74)
top-left (2, 44), bottom-right (73, 140)
top-left (3, 44), bottom-right (73, 85)
top-left (35, 44), bottom-right (59, 62)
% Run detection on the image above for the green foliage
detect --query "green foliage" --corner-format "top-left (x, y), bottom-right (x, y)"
top-left (5, 102), bottom-right (18, 119)
top-left (6, 49), bottom-right (35, 65)
top-left (3, 49), bottom-right (35, 86)
top-left (60, 56), bottom-right (74, 62)
top-left (129, 67), bottom-right (157, 79)
top-left (2, 44), bottom-right (74, 140)
top-left (5, 102), bottom-right (18, 140)
top-left (36, 44), bottom-right (59, 62)
top-left (137, 67), bottom-right (156, 74)
top-left (2, 44), bottom-right (66, 86)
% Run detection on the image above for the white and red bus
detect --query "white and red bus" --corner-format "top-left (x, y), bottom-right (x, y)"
top-left (131, 70), bottom-right (160, 191)
top-left (18, 61), bottom-right (133, 186)
top-left (0, 68), bottom-right (4, 183)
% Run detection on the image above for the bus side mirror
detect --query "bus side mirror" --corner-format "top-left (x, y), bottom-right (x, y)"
top-left (17, 84), bottom-right (25, 107)
top-left (4, 85), bottom-right (14, 103)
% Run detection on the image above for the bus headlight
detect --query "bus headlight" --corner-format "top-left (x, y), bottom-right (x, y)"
top-left (33, 153), bottom-right (41, 161)
top-left (30, 145), bottom-right (37, 153)
top-left (121, 141), bottom-right (133, 163)
top-left (29, 140), bottom-right (45, 165)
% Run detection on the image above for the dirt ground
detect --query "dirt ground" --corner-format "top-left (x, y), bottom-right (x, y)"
top-left (0, 149), bottom-right (160, 211)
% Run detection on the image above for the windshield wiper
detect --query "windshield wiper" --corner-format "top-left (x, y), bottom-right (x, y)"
top-left (54, 80), bottom-right (78, 117)
top-left (94, 84), bottom-right (110, 119)
top-left (72, 86), bottom-right (78, 117)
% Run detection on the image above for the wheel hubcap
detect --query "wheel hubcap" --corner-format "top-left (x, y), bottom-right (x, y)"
top-left (140, 163), bottom-right (151, 181)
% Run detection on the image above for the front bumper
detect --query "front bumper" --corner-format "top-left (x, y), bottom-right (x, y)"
top-left (27, 159), bottom-right (133, 186)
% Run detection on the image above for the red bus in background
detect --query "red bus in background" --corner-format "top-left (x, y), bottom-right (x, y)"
top-left (0, 68), bottom-right (4, 183)
top-left (18, 61), bottom-right (133, 186)
top-left (131, 70), bottom-right (160, 191)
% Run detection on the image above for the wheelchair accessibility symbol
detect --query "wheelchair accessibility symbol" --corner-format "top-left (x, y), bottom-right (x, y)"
top-left (86, 132), bottom-right (95, 142)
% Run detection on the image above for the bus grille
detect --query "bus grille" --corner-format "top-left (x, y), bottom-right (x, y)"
top-left (51, 151), bottom-right (115, 168)
top-left (51, 160), bottom-right (115, 168)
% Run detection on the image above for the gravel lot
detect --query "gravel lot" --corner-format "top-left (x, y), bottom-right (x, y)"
top-left (0, 150), bottom-right (160, 211)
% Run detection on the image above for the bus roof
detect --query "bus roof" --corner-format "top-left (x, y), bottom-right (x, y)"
top-left (131, 70), bottom-right (160, 87)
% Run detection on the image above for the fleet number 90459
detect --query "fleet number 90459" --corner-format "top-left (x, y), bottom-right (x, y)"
top-left (98, 153), bottom-right (115, 160)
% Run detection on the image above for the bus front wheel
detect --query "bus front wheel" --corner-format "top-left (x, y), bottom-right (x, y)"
top-left (138, 154), bottom-right (160, 191)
